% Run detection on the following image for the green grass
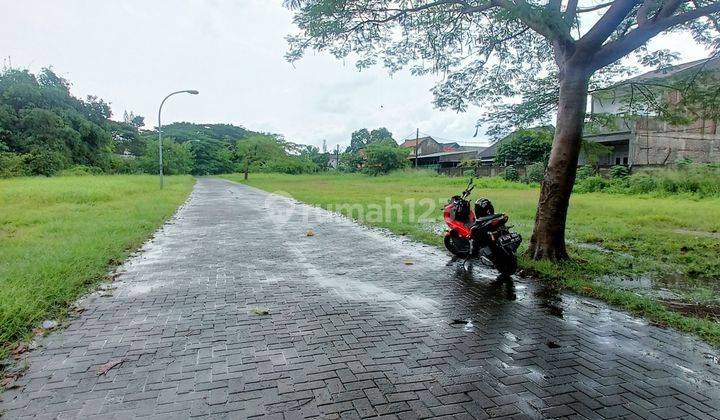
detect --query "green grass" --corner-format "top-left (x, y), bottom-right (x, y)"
top-left (220, 170), bottom-right (720, 346)
top-left (0, 175), bottom-right (194, 351)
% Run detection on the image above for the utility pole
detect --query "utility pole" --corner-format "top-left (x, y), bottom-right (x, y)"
top-left (335, 144), bottom-right (340, 169)
top-left (322, 139), bottom-right (327, 153)
top-left (414, 128), bottom-right (419, 168)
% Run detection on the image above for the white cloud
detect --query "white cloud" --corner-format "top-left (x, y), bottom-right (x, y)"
top-left (0, 0), bottom-right (711, 150)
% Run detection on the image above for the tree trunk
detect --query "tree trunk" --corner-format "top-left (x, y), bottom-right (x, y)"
top-left (244, 161), bottom-right (249, 180)
top-left (527, 67), bottom-right (590, 260)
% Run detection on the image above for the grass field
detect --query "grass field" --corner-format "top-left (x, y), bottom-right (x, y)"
top-left (0, 175), bottom-right (194, 351)
top-left (221, 171), bottom-right (720, 346)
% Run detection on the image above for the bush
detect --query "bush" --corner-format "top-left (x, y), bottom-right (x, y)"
top-left (0, 152), bottom-right (28, 178)
top-left (626, 173), bottom-right (657, 194)
top-left (524, 162), bottom-right (545, 183)
top-left (609, 165), bottom-right (629, 179)
top-left (362, 139), bottom-right (409, 175)
top-left (24, 150), bottom-right (68, 176)
top-left (573, 175), bottom-right (609, 193)
top-left (503, 166), bottom-right (520, 182)
top-left (110, 156), bottom-right (143, 174)
top-left (260, 156), bottom-right (319, 174)
top-left (573, 163), bottom-right (720, 197)
top-left (576, 165), bottom-right (596, 180)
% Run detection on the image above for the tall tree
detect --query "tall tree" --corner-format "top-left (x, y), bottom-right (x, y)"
top-left (347, 128), bottom-right (371, 153)
top-left (284, 0), bottom-right (720, 260)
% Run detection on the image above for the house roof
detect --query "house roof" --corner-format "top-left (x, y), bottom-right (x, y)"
top-left (400, 136), bottom-right (436, 147)
top-left (478, 141), bottom-right (500, 159)
top-left (626, 56), bottom-right (720, 83)
top-left (411, 150), bottom-right (480, 159)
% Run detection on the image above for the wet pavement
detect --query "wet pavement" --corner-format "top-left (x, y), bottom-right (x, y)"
top-left (2, 177), bottom-right (720, 419)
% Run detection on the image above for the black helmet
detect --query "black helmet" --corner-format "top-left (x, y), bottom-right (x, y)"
top-left (475, 198), bottom-right (494, 217)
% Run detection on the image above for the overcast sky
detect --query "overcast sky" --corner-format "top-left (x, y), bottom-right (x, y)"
top-left (0, 1), bottom-right (711, 149)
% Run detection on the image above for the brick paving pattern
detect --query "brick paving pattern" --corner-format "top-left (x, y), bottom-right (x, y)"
top-left (2, 177), bottom-right (720, 419)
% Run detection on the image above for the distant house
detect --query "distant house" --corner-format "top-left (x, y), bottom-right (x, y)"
top-left (400, 136), bottom-right (470, 167)
top-left (585, 57), bottom-right (720, 166)
top-left (327, 153), bottom-right (339, 168)
top-left (412, 149), bottom-right (482, 169)
top-left (477, 141), bottom-right (500, 165)
top-left (400, 136), bottom-right (463, 155)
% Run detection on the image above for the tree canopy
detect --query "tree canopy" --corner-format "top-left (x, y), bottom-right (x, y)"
top-left (0, 67), bottom-right (324, 177)
top-left (494, 127), bottom-right (554, 165)
top-left (0, 68), bottom-right (114, 175)
top-left (284, 0), bottom-right (720, 260)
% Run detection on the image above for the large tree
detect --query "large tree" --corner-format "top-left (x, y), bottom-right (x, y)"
top-left (283, 0), bottom-right (720, 260)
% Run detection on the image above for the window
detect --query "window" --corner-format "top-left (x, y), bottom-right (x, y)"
top-left (623, 157), bottom-right (628, 165)
top-left (615, 157), bottom-right (621, 165)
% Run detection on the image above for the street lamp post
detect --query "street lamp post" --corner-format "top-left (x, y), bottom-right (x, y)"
top-left (158, 90), bottom-right (199, 189)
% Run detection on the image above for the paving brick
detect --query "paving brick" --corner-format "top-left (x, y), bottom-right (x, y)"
top-left (2, 178), bottom-right (719, 419)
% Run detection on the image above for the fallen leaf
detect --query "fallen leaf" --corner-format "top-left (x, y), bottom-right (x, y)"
top-left (403, 260), bottom-right (414, 265)
top-left (32, 327), bottom-right (46, 335)
top-left (97, 359), bottom-right (123, 376)
top-left (1, 377), bottom-right (17, 389)
top-left (306, 229), bottom-right (315, 237)
top-left (11, 344), bottom-right (27, 356)
top-left (546, 340), bottom-right (561, 349)
top-left (581, 286), bottom-right (593, 294)
top-left (252, 308), bottom-right (270, 316)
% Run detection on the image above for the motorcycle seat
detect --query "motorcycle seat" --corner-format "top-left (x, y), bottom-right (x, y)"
top-left (466, 214), bottom-right (504, 229)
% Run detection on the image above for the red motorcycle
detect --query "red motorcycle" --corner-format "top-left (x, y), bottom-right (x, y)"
top-left (443, 178), bottom-right (521, 276)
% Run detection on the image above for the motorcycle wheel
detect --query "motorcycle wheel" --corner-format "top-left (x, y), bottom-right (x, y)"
top-left (492, 248), bottom-right (518, 276)
top-left (444, 233), bottom-right (471, 258)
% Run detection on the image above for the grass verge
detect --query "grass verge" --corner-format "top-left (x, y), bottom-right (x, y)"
top-left (0, 175), bottom-right (194, 355)
top-left (220, 171), bottom-right (720, 347)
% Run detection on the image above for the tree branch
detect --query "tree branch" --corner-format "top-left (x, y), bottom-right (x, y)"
top-left (637, 0), bottom-right (658, 25)
top-left (591, 1), bottom-right (720, 69)
top-left (564, 0), bottom-right (580, 24)
top-left (576, 2), bottom-right (614, 13)
top-left (655, 0), bottom-right (687, 20)
top-left (578, 0), bottom-right (643, 49)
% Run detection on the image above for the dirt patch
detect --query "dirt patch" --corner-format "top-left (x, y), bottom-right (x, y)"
top-left (661, 301), bottom-right (720, 322)
top-left (673, 229), bottom-right (720, 239)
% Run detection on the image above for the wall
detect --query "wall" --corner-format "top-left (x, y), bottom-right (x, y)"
top-left (632, 129), bottom-right (720, 165)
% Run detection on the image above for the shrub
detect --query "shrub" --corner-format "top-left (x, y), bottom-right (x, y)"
top-left (573, 164), bottom-right (720, 197)
top-left (609, 165), bottom-right (629, 179)
top-left (0, 152), bottom-right (28, 178)
top-left (503, 166), bottom-right (520, 182)
top-left (626, 173), bottom-right (657, 194)
top-left (261, 156), bottom-right (319, 174)
top-left (576, 165), bottom-right (595, 180)
top-left (573, 175), bottom-right (609, 193)
top-left (110, 156), bottom-right (143, 174)
top-left (524, 163), bottom-right (545, 183)
top-left (362, 139), bottom-right (409, 175)
top-left (24, 150), bottom-right (68, 176)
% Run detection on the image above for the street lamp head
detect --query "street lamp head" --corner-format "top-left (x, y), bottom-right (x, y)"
top-left (186, 90), bottom-right (199, 95)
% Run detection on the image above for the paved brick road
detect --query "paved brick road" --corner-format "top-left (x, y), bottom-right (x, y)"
top-left (3, 178), bottom-right (720, 419)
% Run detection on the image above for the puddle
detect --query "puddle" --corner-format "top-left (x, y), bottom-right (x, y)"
top-left (598, 273), bottom-right (720, 306)
top-left (569, 241), bottom-right (632, 258)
